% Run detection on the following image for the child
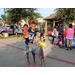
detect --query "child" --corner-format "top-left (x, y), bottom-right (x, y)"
top-left (15, 27), bottom-right (18, 35)
top-left (23, 24), bottom-right (30, 45)
top-left (38, 35), bottom-right (46, 67)
top-left (59, 32), bottom-right (63, 48)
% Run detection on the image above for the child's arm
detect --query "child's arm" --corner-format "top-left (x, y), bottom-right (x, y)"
top-left (39, 43), bottom-right (46, 49)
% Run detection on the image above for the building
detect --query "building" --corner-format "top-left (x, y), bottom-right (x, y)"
top-left (44, 12), bottom-right (61, 32)
top-left (44, 12), bottom-right (75, 32)
top-left (36, 16), bottom-right (43, 24)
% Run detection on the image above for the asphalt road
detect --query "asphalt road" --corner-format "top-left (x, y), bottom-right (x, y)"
top-left (0, 35), bottom-right (75, 67)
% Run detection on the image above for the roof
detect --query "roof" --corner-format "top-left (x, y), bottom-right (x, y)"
top-left (43, 12), bottom-right (61, 20)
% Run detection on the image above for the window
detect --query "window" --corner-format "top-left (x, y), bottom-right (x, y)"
top-left (6, 26), bottom-right (10, 29)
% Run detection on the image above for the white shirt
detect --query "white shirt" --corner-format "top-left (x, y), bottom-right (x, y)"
top-left (53, 28), bottom-right (58, 36)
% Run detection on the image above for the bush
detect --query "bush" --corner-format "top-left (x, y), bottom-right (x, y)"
top-left (0, 23), bottom-right (3, 26)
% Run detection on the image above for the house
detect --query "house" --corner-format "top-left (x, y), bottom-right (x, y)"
top-left (36, 16), bottom-right (43, 24)
top-left (44, 12), bottom-right (75, 32)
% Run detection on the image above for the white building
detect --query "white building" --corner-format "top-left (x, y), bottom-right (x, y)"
top-left (36, 16), bottom-right (43, 24)
top-left (20, 16), bottom-right (43, 27)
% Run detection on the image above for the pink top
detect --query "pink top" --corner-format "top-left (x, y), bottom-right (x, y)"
top-left (66, 28), bottom-right (74, 39)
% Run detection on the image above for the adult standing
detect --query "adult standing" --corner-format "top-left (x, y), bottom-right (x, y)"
top-left (58, 24), bottom-right (63, 35)
top-left (53, 25), bottom-right (58, 47)
top-left (57, 23), bottom-right (60, 31)
top-left (24, 20), bottom-right (38, 66)
top-left (40, 25), bottom-right (45, 36)
top-left (66, 24), bottom-right (74, 51)
top-left (18, 23), bottom-right (21, 30)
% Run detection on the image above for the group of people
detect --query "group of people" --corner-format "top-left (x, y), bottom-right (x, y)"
top-left (22, 20), bottom-right (46, 67)
top-left (52, 22), bottom-right (75, 51)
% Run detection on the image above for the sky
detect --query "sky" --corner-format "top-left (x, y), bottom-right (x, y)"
top-left (36, 8), bottom-right (56, 18)
top-left (0, 8), bottom-right (56, 19)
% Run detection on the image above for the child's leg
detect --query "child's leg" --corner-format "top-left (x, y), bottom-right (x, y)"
top-left (42, 58), bottom-right (45, 67)
top-left (39, 59), bottom-right (42, 66)
top-left (60, 45), bottom-right (63, 48)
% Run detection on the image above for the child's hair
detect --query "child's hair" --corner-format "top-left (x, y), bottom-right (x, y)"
top-left (40, 35), bottom-right (44, 41)
top-left (40, 35), bottom-right (45, 42)
top-left (24, 23), bottom-right (28, 27)
top-left (69, 24), bottom-right (72, 28)
top-left (30, 20), bottom-right (36, 24)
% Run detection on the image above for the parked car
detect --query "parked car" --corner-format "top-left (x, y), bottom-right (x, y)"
top-left (0, 25), bottom-right (18, 35)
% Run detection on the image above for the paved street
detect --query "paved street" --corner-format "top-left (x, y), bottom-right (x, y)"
top-left (0, 33), bottom-right (75, 67)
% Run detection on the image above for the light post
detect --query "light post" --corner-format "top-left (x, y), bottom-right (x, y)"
top-left (4, 8), bottom-right (6, 27)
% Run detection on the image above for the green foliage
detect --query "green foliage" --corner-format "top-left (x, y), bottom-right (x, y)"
top-left (43, 22), bottom-right (45, 27)
top-left (0, 18), bottom-right (1, 20)
top-left (6, 8), bottom-right (41, 25)
top-left (55, 8), bottom-right (75, 23)
top-left (0, 23), bottom-right (3, 26)
top-left (6, 20), bottom-right (11, 25)
top-left (1, 15), bottom-right (5, 20)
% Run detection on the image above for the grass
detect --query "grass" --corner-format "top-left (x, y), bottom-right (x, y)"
top-left (0, 35), bottom-right (18, 39)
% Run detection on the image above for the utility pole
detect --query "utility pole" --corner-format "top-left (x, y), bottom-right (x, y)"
top-left (4, 8), bottom-right (6, 27)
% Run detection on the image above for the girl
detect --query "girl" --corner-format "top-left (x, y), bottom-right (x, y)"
top-left (53, 25), bottom-right (58, 47)
top-left (38, 35), bottom-right (46, 67)
top-left (24, 20), bottom-right (38, 66)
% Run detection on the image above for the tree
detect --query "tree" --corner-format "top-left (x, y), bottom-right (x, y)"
top-left (26, 8), bottom-right (41, 25)
top-left (0, 23), bottom-right (3, 26)
top-left (6, 8), bottom-right (41, 25)
top-left (6, 20), bottom-right (11, 25)
top-left (1, 15), bottom-right (5, 20)
top-left (55, 8), bottom-right (75, 23)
